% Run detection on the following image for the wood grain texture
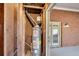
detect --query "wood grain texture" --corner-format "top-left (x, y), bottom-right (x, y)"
top-left (4, 4), bottom-right (15, 55)
top-left (0, 3), bottom-right (4, 56)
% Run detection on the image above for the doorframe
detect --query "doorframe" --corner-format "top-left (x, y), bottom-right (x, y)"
top-left (46, 3), bottom-right (55, 56)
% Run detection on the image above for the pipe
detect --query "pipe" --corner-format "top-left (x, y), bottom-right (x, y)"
top-left (25, 10), bottom-right (37, 26)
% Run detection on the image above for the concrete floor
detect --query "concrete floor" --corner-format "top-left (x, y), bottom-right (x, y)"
top-left (50, 46), bottom-right (79, 56)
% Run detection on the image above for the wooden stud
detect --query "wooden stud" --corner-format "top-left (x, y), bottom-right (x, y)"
top-left (23, 5), bottom-right (43, 10)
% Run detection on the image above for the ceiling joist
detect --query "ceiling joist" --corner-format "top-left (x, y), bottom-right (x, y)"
top-left (23, 5), bottom-right (43, 10)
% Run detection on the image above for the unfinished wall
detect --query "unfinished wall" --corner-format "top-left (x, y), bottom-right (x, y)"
top-left (25, 15), bottom-right (32, 55)
top-left (0, 3), bottom-right (4, 56)
top-left (4, 4), bottom-right (15, 55)
top-left (25, 4), bottom-right (47, 56)
top-left (50, 9), bottom-right (79, 47)
top-left (25, 13), bottom-right (40, 55)
top-left (4, 4), bottom-right (25, 56)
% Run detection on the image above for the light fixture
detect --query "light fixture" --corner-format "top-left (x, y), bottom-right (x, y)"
top-left (64, 23), bottom-right (69, 27)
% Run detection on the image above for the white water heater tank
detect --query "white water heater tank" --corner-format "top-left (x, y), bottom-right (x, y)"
top-left (32, 25), bottom-right (41, 56)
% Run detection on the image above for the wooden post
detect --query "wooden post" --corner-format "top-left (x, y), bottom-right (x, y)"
top-left (42, 3), bottom-right (49, 56)
top-left (17, 4), bottom-right (26, 56)
top-left (4, 4), bottom-right (15, 56)
top-left (24, 5), bottom-right (43, 9)
top-left (46, 3), bottom-right (54, 56)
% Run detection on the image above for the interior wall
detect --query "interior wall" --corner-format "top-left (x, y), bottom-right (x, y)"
top-left (0, 3), bottom-right (4, 56)
top-left (25, 13), bottom-right (40, 44)
top-left (50, 9), bottom-right (79, 47)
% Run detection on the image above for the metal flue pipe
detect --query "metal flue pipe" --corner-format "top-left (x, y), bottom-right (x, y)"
top-left (25, 10), bottom-right (37, 27)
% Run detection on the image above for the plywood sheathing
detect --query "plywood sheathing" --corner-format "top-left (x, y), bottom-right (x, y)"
top-left (4, 4), bottom-right (15, 56)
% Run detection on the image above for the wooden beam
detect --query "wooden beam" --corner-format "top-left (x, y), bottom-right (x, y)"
top-left (41, 3), bottom-right (49, 56)
top-left (23, 5), bottom-right (43, 9)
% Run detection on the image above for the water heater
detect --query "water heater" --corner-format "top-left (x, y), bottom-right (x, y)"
top-left (32, 25), bottom-right (41, 56)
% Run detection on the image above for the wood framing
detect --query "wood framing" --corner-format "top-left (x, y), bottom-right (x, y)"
top-left (17, 4), bottom-right (26, 56)
top-left (46, 3), bottom-right (55, 56)
top-left (4, 4), bottom-right (15, 56)
top-left (41, 3), bottom-right (49, 56)
top-left (23, 5), bottom-right (43, 9)
top-left (4, 3), bottom-right (26, 56)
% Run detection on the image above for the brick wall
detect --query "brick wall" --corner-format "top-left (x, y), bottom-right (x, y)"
top-left (50, 9), bottom-right (79, 47)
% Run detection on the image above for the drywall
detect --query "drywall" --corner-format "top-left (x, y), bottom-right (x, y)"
top-left (50, 9), bottom-right (79, 47)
